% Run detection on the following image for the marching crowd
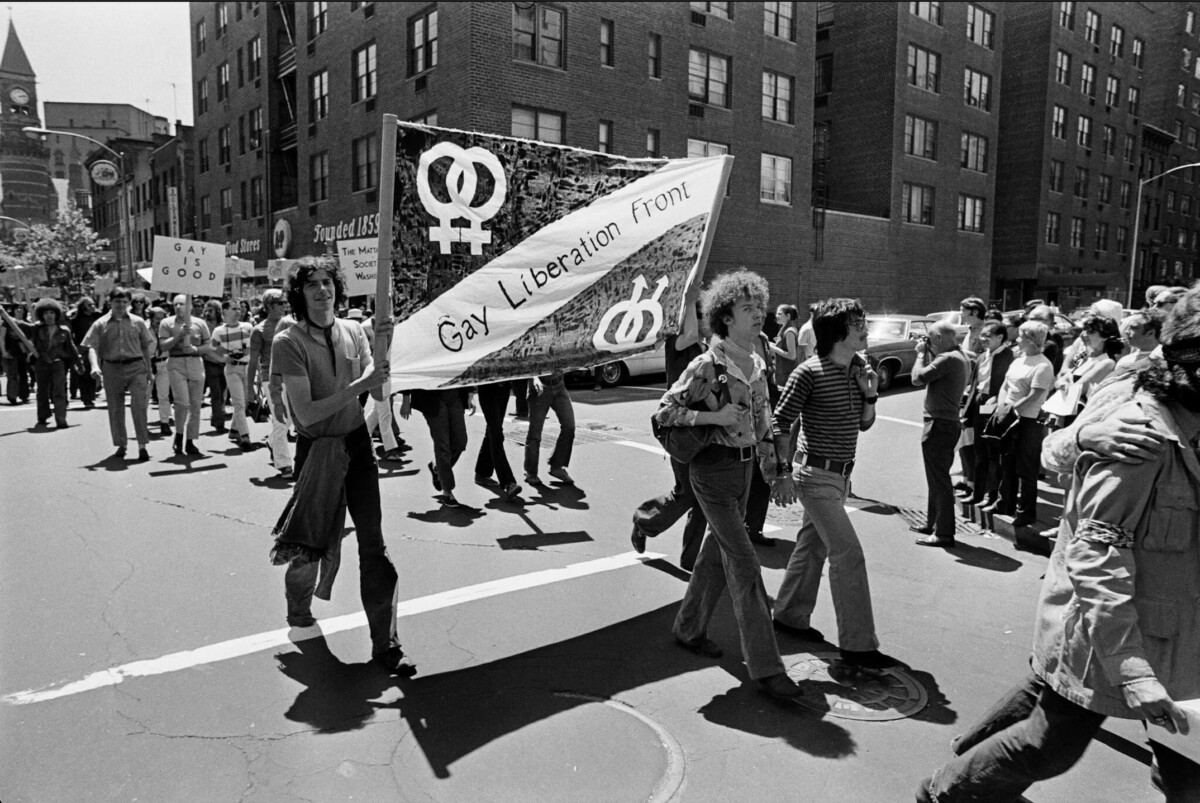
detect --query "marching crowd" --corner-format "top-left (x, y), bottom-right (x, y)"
top-left (3, 260), bottom-right (1199, 801)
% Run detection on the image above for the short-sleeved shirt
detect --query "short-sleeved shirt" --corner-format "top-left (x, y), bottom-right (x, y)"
top-left (159, 315), bottom-right (212, 358)
top-left (773, 355), bottom-right (872, 462)
top-left (997, 353), bottom-right (1055, 418)
top-left (211, 322), bottom-right (254, 363)
top-left (796, 320), bottom-right (816, 362)
top-left (272, 318), bottom-right (370, 439)
top-left (82, 312), bottom-right (154, 362)
top-left (250, 315), bottom-right (290, 377)
top-left (915, 348), bottom-right (971, 421)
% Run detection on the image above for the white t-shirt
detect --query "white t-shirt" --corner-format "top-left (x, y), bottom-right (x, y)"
top-left (797, 319), bottom-right (816, 361)
top-left (997, 353), bottom-right (1055, 418)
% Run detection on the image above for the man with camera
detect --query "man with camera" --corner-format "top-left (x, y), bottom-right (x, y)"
top-left (211, 299), bottom-right (255, 450)
top-left (910, 321), bottom-right (971, 547)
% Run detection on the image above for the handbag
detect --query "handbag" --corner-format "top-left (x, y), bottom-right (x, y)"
top-left (981, 409), bottom-right (1019, 445)
top-left (246, 397), bottom-right (271, 423)
top-left (651, 359), bottom-right (730, 463)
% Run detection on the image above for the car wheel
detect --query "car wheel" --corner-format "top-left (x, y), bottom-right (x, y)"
top-left (597, 362), bottom-right (627, 388)
top-left (876, 361), bottom-right (895, 392)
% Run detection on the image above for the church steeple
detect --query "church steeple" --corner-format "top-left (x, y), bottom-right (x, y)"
top-left (0, 16), bottom-right (55, 230)
top-left (0, 20), bottom-right (35, 79)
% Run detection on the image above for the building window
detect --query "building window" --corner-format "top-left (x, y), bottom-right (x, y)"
top-left (238, 115), bottom-right (246, 154)
top-left (513, 3), bottom-right (565, 68)
top-left (909, 1), bottom-right (941, 25)
top-left (217, 2), bottom-right (228, 37)
top-left (762, 71), bottom-right (793, 123)
top-left (217, 62), bottom-right (229, 102)
top-left (309, 1), bottom-right (327, 38)
top-left (1190, 128), bottom-right (1199, 149)
top-left (1084, 9), bottom-right (1100, 45)
top-left (197, 78), bottom-right (209, 115)
top-left (1105, 75), bottom-right (1119, 107)
top-left (760, 153), bottom-right (792, 204)
top-left (249, 107), bottom-right (262, 149)
top-left (1049, 159), bottom-right (1064, 192)
top-left (815, 55), bottom-right (833, 95)
top-left (907, 44), bottom-right (940, 93)
top-left (648, 33), bottom-right (661, 78)
top-left (200, 196), bottom-right (211, 229)
top-left (1059, 1), bottom-right (1075, 30)
top-left (1077, 115), bottom-right (1092, 149)
top-left (250, 176), bottom-right (264, 218)
top-left (964, 67), bottom-right (991, 110)
top-left (1102, 124), bottom-right (1116, 157)
top-left (309, 152), bottom-right (328, 202)
top-left (248, 36), bottom-right (262, 81)
top-left (763, 1), bottom-right (795, 41)
top-left (598, 120), bottom-right (612, 153)
top-left (902, 183), bottom-right (935, 225)
top-left (1189, 9), bottom-right (1196, 34)
top-left (1128, 86), bottom-right (1140, 116)
top-left (1046, 212), bottom-right (1061, 244)
top-left (1052, 105), bottom-right (1067, 139)
top-left (511, 105), bottom-right (564, 143)
top-left (1070, 217), bottom-right (1084, 249)
top-left (1120, 179), bottom-right (1133, 208)
top-left (1095, 222), bottom-right (1109, 252)
top-left (1098, 174), bottom-right (1112, 204)
top-left (219, 188), bottom-right (233, 225)
top-left (198, 138), bottom-right (210, 173)
top-left (961, 131), bottom-right (988, 172)
top-left (351, 42), bottom-right (377, 102)
top-left (958, 195), bottom-right (985, 233)
top-left (1132, 38), bottom-right (1145, 69)
top-left (966, 4), bottom-right (994, 49)
top-left (309, 70), bottom-right (328, 122)
top-left (1116, 225), bottom-right (1129, 255)
top-left (691, 2), bottom-right (730, 20)
top-left (1110, 25), bottom-right (1124, 58)
top-left (1168, 190), bottom-right (1177, 213)
top-left (1055, 50), bottom-right (1071, 86)
top-left (409, 7), bottom-right (438, 75)
top-left (196, 19), bottom-right (207, 55)
top-left (600, 19), bottom-right (614, 67)
top-left (352, 134), bottom-right (379, 192)
top-left (1124, 133), bottom-right (1136, 164)
top-left (410, 110), bottom-right (438, 126)
top-left (237, 46), bottom-right (245, 88)
top-left (646, 128), bottom-right (660, 157)
top-left (689, 49), bottom-right (730, 107)
top-left (218, 126), bottom-right (231, 165)
top-left (1074, 166), bottom-right (1090, 198)
top-left (1080, 63), bottom-right (1096, 98)
top-left (1181, 84), bottom-right (1188, 108)
top-left (1182, 195), bottom-right (1191, 216)
top-left (905, 115), bottom-right (938, 160)
top-left (688, 138), bottom-right (729, 158)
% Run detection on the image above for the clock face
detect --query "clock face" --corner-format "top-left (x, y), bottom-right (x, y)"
top-left (9, 87), bottom-right (29, 105)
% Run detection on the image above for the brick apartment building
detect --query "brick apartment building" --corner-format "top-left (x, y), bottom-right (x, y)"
top-left (812, 1), bottom-right (1002, 313)
top-left (190, 1), bottom-right (815, 306)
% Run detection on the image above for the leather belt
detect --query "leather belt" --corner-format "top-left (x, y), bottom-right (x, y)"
top-left (228, 360), bottom-right (249, 365)
top-left (104, 357), bottom-right (143, 365)
top-left (799, 453), bottom-right (855, 477)
top-left (704, 444), bottom-right (755, 462)
top-left (169, 353), bottom-right (201, 358)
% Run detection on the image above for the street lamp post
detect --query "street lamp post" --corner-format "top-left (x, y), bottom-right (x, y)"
top-left (21, 126), bottom-right (135, 288)
top-left (1128, 160), bottom-right (1200, 308)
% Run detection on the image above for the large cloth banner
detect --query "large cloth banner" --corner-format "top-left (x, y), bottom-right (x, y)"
top-left (386, 122), bottom-right (732, 391)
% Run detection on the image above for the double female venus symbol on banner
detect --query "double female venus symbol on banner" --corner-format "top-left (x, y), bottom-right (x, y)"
top-left (417, 142), bottom-right (508, 256)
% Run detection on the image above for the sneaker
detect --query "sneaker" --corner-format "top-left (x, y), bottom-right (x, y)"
top-left (503, 482), bottom-right (523, 501)
top-left (440, 492), bottom-right (461, 508)
top-left (374, 646), bottom-right (417, 677)
top-left (548, 466), bottom-right (574, 485)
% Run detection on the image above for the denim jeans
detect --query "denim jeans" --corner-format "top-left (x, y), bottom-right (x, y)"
top-left (420, 389), bottom-right (467, 492)
top-left (475, 382), bottom-right (517, 486)
top-left (168, 356), bottom-right (205, 440)
top-left (524, 381), bottom-right (574, 475)
top-left (928, 672), bottom-right (1200, 802)
top-left (4, 353), bottom-right (29, 401)
top-left (285, 425), bottom-right (400, 656)
top-left (203, 359), bottom-right (227, 428)
top-left (631, 457), bottom-right (708, 571)
top-left (774, 464), bottom-right (880, 653)
top-left (672, 448), bottom-right (785, 680)
top-left (34, 361), bottom-right (67, 424)
top-left (101, 361), bottom-right (150, 448)
top-left (224, 364), bottom-right (249, 438)
top-left (922, 417), bottom-right (961, 536)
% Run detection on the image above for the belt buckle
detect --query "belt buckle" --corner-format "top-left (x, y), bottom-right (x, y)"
top-left (738, 445), bottom-right (753, 462)
top-left (841, 460), bottom-right (854, 478)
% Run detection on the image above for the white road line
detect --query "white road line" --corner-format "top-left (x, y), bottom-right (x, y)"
top-left (876, 414), bottom-right (923, 428)
top-left (2, 550), bottom-right (667, 706)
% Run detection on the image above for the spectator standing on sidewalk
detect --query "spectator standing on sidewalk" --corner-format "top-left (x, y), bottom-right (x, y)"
top-left (211, 299), bottom-right (254, 450)
top-left (248, 289), bottom-right (294, 478)
top-left (966, 321), bottom-right (1014, 509)
top-left (1101, 308), bottom-right (1165, 388)
top-left (82, 287), bottom-right (155, 461)
top-left (953, 297), bottom-right (988, 498)
top-left (770, 304), bottom-right (801, 388)
top-left (910, 321), bottom-right (971, 547)
top-left (30, 298), bottom-right (79, 429)
top-left (68, 296), bottom-right (100, 408)
top-left (523, 371), bottom-right (575, 487)
top-left (159, 294), bottom-right (212, 457)
top-left (267, 256), bottom-right (414, 677)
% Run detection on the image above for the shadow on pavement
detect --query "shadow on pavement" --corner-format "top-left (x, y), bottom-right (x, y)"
top-left (276, 629), bottom-right (398, 734)
top-left (522, 482), bottom-right (589, 511)
top-left (407, 504), bottom-right (487, 527)
top-left (947, 541), bottom-right (1023, 573)
top-left (147, 462), bottom-right (227, 478)
top-left (386, 602), bottom-right (858, 779)
top-left (82, 452), bottom-right (130, 472)
top-left (903, 665), bottom-right (959, 726)
top-left (249, 474), bottom-right (294, 490)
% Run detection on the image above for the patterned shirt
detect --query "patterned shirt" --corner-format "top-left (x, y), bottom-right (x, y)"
top-left (211, 322), bottom-right (254, 363)
top-left (772, 355), bottom-right (873, 462)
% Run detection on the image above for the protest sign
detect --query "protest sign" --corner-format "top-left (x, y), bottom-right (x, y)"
top-left (338, 237), bottom-right (379, 297)
top-left (150, 236), bottom-right (226, 296)
top-left (381, 121), bottom-right (732, 391)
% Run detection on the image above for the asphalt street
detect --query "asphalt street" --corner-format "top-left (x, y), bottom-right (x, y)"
top-left (0, 376), bottom-right (1167, 802)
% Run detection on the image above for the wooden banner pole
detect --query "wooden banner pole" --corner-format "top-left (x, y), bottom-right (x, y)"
top-left (374, 115), bottom-right (399, 368)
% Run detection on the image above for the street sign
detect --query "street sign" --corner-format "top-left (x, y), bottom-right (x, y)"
top-left (150, 236), bottom-right (227, 296)
top-left (167, 186), bottom-right (180, 237)
top-left (12, 228), bottom-right (28, 243)
top-left (338, 237), bottom-right (378, 296)
top-left (89, 160), bottom-right (120, 187)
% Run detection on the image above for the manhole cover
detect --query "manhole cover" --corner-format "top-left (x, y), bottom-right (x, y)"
top-left (785, 652), bottom-right (928, 721)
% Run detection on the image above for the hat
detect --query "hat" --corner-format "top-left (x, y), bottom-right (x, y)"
top-left (347, 308), bottom-right (364, 321)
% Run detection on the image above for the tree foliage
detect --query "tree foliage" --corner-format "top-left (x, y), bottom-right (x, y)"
top-left (6, 204), bottom-right (108, 294)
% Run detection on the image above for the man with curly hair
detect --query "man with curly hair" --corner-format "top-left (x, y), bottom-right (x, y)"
top-left (655, 270), bottom-right (803, 700)
top-left (268, 256), bottom-right (414, 676)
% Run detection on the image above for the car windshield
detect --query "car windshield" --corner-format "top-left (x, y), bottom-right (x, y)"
top-left (867, 318), bottom-right (907, 341)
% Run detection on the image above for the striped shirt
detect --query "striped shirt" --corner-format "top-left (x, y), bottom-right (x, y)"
top-left (211, 322), bottom-right (254, 362)
top-left (772, 355), bottom-right (873, 462)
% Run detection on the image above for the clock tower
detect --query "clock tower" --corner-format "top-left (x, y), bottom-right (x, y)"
top-left (0, 18), bottom-right (55, 234)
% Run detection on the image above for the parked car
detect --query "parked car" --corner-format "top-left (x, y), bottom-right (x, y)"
top-left (572, 341), bottom-right (668, 387)
top-left (863, 314), bottom-right (936, 392)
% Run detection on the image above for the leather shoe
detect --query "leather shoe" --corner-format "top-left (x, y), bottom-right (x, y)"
top-left (758, 672), bottom-right (804, 700)
top-left (137, 447), bottom-right (150, 462)
top-left (909, 524), bottom-right (934, 535)
top-left (773, 619), bottom-right (825, 642)
top-left (184, 441), bottom-right (202, 457)
top-left (840, 649), bottom-right (900, 669)
top-left (374, 646), bottom-right (418, 677)
top-left (676, 635), bottom-right (722, 658)
top-left (427, 461), bottom-right (442, 491)
top-left (915, 535), bottom-right (956, 548)
top-left (630, 523), bottom-right (648, 554)
top-left (1011, 515), bottom-right (1036, 528)
top-left (748, 531), bottom-right (776, 546)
